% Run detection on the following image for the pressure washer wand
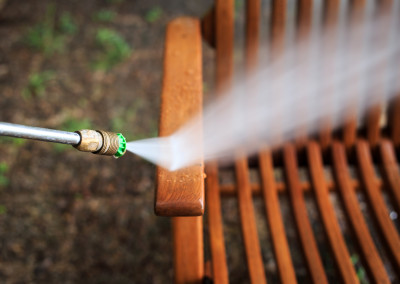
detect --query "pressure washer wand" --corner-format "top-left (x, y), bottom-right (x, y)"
top-left (0, 122), bottom-right (126, 158)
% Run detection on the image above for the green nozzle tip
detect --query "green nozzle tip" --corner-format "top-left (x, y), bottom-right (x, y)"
top-left (114, 133), bottom-right (127, 158)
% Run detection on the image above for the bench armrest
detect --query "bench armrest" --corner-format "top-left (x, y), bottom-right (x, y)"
top-left (156, 17), bottom-right (205, 217)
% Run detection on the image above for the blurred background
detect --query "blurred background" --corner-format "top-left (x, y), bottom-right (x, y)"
top-left (0, 0), bottom-right (213, 282)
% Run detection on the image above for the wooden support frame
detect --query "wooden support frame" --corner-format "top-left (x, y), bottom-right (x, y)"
top-left (157, 17), bottom-right (205, 284)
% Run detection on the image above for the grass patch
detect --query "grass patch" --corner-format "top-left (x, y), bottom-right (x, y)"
top-left (94, 9), bottom-right (116, 22)
top-left (0, 205), bottom-right (6, 215)
top-left (62, 117), bottom-right (92, 132)
top-left (60, 12), bottom-right (78, 35)
top-left (145, 7), bottom-right (162, 23)
top-left (22, 70), bottom-right (55, 99)
top-left (0, 136), bottom-right (26, 147)
top-left (351, 254), bottom-right (368, 284)
top-left (93, 28), bottom-right (131, 70)
top-left (24, 5), bottom-right (77, 56)
top-left (0, 162), bottom-right (9, 188)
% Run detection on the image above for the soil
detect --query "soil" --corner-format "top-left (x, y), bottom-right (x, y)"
top-left (0, 1), bottom-right (211, 283)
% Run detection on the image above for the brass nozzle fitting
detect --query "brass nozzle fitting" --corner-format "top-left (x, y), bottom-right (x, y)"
top-left (74, 129), bottom-right (124, 156)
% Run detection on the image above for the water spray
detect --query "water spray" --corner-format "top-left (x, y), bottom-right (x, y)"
top-left (0, 122), bottom-right (127, 158)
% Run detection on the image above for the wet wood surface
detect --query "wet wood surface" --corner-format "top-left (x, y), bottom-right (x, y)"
top-left (156, 17), bottom-right (205, 217)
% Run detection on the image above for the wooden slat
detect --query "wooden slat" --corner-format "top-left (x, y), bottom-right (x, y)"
top-left (356, 140), bottom-right (400, 272)
top-left (173, 217), bottom-right (204, 284)
top-left (207, 1), bottom-right (233, 282)
top-left (283, 144), bottom-right (328, 284)
top-left (297, 0), bottom-right (312, 39)
top-left (245, 0), bottom-right (260, 71)
top-left (382, 1), bottom-right (400, 146)
top-left (236, 157), bottom-right (267, 284)
top-left (380, 139), bottom-right (400, 213)
top-left (342, 0), bottom-right (365, 148)
top-left (209, 0), bottom-right (234, 281)
top-left (365, 0), bottom-right (392, 146)
top-left (259, 150), bottom-right (297, 284)
top-left (206, 162), bottom-right (229, 284)
top-left (270, 0), bottom-right (286, 56)
top-left (332, 141), bottom-right (390, 283)
top-left (295, 0), bottom-right (313, 147)
top-left (319, 0), bottom-right (340, 148)
top-left (216, 0), bottom-right (234, 92)
top-left (324, 0), bottom-right (340, 27)
top-left (366, 104), bottom-right (381, 147)
top-left (156, 18), bottom-right (205, 216)
top-left (307, 141), bottom-right (358, 283)
top-left (241, 6), bottom-right (266, 279)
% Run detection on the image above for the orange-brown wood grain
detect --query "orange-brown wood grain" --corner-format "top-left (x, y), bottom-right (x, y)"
top-left (295, 0), bottom-right (313, 147)
top-left (297, 0), bottom-right (312, 39)
top-left (380, 139), bottom-right (400, 213)
top-left (235, 157), bottom-right (267, 284)
top-left (216, 0), bottom-right (234, 93)
top-left (206, 162), bottom-right (229, 284)
top-left (259, 150), bottom-right (297, 284)
top-left (332, 141), bottom-right (390, 283)
top-left (324, 0), bottom-right (340, 28)
top-left (307, 141), bottom-right (358, 283)
top-left (270, 0), bottom-right (286, 56)
top-left (365, 0), bottom-right (392, 147)
top-left (342, 0), bottom-right (366, 148)
top-left (356, 140), bottom-right (400, 272)
top-left (245, 0), bottom-right (260, 71)
top-left (173, 216), bottom-right (204, 284)
top-left (156, 18), bottom-right (205, 217)
top-left (319, 0), bottom-right (340, 148)
top-left (283, 144), bottom-right (328, 284)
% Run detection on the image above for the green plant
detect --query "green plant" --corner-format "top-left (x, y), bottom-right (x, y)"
top-left (22, 71), bottom-right (54, 99)
top-left (24, 5), bottom-right (78, 55)
top-left (25, 5), bottom-right (63, 55)
top-left (145, 7), bottom-right (162, 23)
top-left (94, 28), bottom-right (131, 70)
top-left (0, 136), bottom-right (26, 147)
top-left (60, 12), bottom-right (78, 35)
top-left (351, 254), bottom-right (368, 284)
top-left (0, 162), bottom-right (9, 187)
top-left (94, 9), bottom-right (116, 22)
top-left (0, 205), bottom-right (6, 215)
top-left (74, 193), bottom-right (83, 200)
top-left (235, 0), bottom-right (244, 10)
top-left (63, 117), bottom-right (92, 132)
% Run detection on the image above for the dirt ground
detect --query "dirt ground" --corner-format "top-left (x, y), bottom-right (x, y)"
top-left (0, 1), bottom-right (211, 283)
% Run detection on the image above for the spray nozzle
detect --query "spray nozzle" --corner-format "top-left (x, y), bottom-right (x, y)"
top-left (75, 130), bottom-right (126, 158)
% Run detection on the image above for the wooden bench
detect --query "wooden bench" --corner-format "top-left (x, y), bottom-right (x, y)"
top-left (156, 0), bottom-right (400, 283)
